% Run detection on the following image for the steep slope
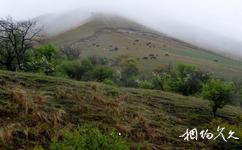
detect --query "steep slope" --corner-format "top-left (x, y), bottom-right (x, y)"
top-left (49, 14), bottom-right (242, 81)
top-left (0, 70), bottom-right (241, 149)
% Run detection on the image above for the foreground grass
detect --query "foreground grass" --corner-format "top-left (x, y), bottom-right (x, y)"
top-left (0, 70), bottom-right (241, 149)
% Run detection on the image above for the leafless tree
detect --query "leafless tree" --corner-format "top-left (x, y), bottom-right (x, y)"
top-left (60, 45), bottom-right (81, 60)
top-left (0, 17), bottom-right (42, 70)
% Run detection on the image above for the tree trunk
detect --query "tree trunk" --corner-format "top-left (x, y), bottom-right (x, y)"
top-left (212, 107), bottom-right (218, 118)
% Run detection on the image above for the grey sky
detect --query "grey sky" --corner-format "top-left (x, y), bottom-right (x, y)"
top-left (0, 0), bottom-right (242, 57)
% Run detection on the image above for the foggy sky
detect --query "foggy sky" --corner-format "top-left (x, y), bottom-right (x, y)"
top-left (0, 0), bottom-right (242, 58)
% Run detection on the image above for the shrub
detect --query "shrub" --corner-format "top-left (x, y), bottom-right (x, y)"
top-left (24, 44), bottom-right (58, 75)
top-left (50, 125), bottom-right (129, 150)
top-left (202, 79), bottom-right (234, 117)
top-left (81, 58), bottom-right (94, 72)
top-left (120, 58), bottom-right (139, 87)
top-left (137, 80), bottom-right (154, 89)
top-left (58, 61), bottom-right (83, 80)
top-left (163, 76), bottom-right (183, 92)
top-left (156, 64), bottom-right (211, 96)
top-left (90, 66), bottom-right (116, 82)
top-left (24, 56), bottom-right (55, 75)
top-left (34, 44), bottom-right (58, 62)
top-left (103, 79), bottom-right (117, 86)
top-left (151, 72), bottom-right (169, 90)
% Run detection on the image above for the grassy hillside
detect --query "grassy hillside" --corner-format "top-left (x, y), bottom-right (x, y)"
top-left (49, 15), bottom-right (242, 81)
top-left (0, 70), bottom-right (241, 149)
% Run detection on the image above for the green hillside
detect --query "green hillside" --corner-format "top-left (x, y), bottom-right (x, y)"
top-left (50, 15), bottom-right (242, 81)
top-left (0, 70), bottom-right (241, 149)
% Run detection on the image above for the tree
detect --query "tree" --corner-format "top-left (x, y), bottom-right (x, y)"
top-left (120, 58), bottom-right (139, 87)
top-left (153, 64), bottom-right (210, 95)
top-left (0, 42), bottom-right (15, 70)
top-left (60, 45), bottom-right (81, 60)
top-left (202, 79), bottom-right (234, 117)
top-left (34, 44), bottom-right (58, 62)
top-left (0, 17), bottom-right (41, 70)
top-left (24, 44), bottom-right (58, 75)
top-left (58, 60), bottom-right (83, 80)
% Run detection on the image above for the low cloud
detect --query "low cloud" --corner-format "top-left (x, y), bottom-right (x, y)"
top-left (1, 0), bottom-right (242, 58)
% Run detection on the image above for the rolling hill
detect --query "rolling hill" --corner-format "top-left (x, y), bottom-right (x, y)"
top-left (49, 14), bottom-right (242, 81)
top-left (0, 70), bottom-right (241, 149)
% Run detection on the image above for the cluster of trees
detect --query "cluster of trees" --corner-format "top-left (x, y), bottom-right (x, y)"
top-left (57, 56), bottom-right (140, 87)
top-left (137, 64), bottom-right (235, 117)
top-left (137, 64), bottom-right (211, 95)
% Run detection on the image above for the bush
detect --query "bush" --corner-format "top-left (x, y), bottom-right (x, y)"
top-left (80, 58), bottom-right (94, 72)
top-left (202, 79), bottom-right (234, 117)
top-left (120, 58), bottom-right (139, 87)
top-left (103, 79), bottom-right (117, 86)
top-left (137, 80), bottom-right (154, 89)
top-left (24, 56), bottom-right (55, 75)
top-left (24, 44), bottom-right (58, 75)
top-left (151, 72), bottom-right (169, 90)
top-left (154, 64), bottom-right (211, 96)
top-left (34, 44), bottom-right (58, 62)
top-left (58, 61), bottom-right (83, 80)
top-left (50, 125), bottom-right (129, 150)
top-left (90, 66), bottom-right (116, 82)
top-left (163, 76), bottom-right (183, 92)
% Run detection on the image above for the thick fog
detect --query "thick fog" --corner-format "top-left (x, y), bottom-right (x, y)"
top-left (0, 0), bottom-right (242, 58)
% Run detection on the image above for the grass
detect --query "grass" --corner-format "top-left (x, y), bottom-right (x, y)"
top-left (0, 70), bottom-right (242, 149)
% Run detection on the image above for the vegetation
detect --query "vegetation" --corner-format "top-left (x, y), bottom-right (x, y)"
top-left (0, 17), bottom-right (41, 70)
top-left (119, 58), bottom-right (139, 87)
top-left (0, 70), bottom-right (241, 149)
top-left (202, 79), bottom-right (234, 117)
top-left (24, 44), bottom-right (58, 75)
top-left (50, 125), bottom-right (129, 150)
top-left (0, 16), bottom-right (242, 149)
top-left (137, 64), bottom-right (211, 96)
top-left (208, 119), bottom-right (242, 149)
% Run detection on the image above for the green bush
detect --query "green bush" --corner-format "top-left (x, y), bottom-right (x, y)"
top-left (202, 79), bottom-right (234, 117)
top-left (90, 66), bottom-right (116, 82)
top-left (34, 44), bottom-right (58, 62)
top-left (57, 61), bottom-right (83, 80)
top-left (24, 44), bottom-right (58, 75)
top-left (120, 58), bottom-right (139, 87)
top-left (151, 72), bottom-right (170, 90)
top-left (154, 64), bottom-right (211, 96)
top-left (163, 76), bottom-right (183, 92)
top-left (103, 79), bottom-right (117, 86)
top-left (24, 56), bottom-right (55, 75)
top-left (50, 125), bottom-right (129, 150)
top-left (137, 80), bottom-right (154, 89)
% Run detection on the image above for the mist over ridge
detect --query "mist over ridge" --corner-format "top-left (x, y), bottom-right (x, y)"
top-left (34, 8), bottom-right (242, 59)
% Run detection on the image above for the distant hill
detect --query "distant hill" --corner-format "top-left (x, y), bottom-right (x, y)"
top-left (47, 14), bottom-right (242, 81)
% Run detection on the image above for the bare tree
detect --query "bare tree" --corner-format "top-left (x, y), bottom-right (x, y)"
top-left (60, 45), bottom-right (81, 60)
top-left (0, 38), bottom-right (15, 70)
top-left (0, 17), bottom-right (42, 70)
